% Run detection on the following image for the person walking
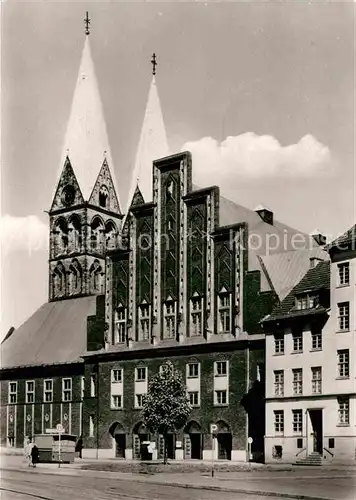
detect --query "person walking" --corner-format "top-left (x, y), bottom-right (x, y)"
top-left (31, 443), bottom-right (39, 467)
top-left (23, 437), bottom-right (32, 467)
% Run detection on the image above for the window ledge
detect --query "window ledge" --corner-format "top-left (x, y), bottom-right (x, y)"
top-left (273, 353), bottom-right (285, 356)
top-left (110, 407), bottom-right (123, 411)
top-left (336, 330), bottom-right (350, 334)
top-left (336, 284), bottom-right (350, 289)
top-left (186, 376), bottom-right (199, 379)
top-left (336, 423), bottom-right (350, 427)
top-left (336, 377), bottom-right (350, 380)
top-left (214, 403), bottom-right (229, 407)
top-left (291, 351), bottom-right (303, 355)
top-left (310, 348), bottom-right (322, 352)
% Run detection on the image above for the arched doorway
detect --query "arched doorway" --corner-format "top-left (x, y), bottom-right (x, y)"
top-left (215, 420), bottom-right (232, 460)
top-left (184, 421), bottom-right (202, 460)
top-left (109, 422), bottom-right (126, 459)
top-left (132, 422), bottom-right (150, 460)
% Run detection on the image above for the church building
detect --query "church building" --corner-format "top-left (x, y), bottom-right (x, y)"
top-left (0, 24), bottom-right (325, 462)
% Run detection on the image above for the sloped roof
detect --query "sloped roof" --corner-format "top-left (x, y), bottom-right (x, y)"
top-left (259, 247), bottom-right (329, 301)
top-left (327, 224), bottom-right (356, 251)
top-left (262, 260), bottom-right (330, 322)
top-left (0, 297), bottom-right (97, 370)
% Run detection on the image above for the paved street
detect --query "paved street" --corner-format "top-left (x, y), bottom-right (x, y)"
top-left (0, 469), bottom-right (284, 500)
top-left (1, 452), bottom-right (356, 500)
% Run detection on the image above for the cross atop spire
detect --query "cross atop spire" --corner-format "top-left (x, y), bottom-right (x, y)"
top-left (84, 11), bottom-right (91, 36)
top-left (151, 53), bottom-right (157, 76)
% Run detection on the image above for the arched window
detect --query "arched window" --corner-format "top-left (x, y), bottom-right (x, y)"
top-left (89, 260), bottom-right (104, 294)
top-left (53, 218), bottom-right (68, 256)
top-left (53, 262), bottom-right (66, 298)
top-left (68, 259), bottom-right (82, 295)
top-left (90, 217), bottom-right (105, 253)
top-left (68, 215), bottom-right (82, 253)
top-left (105, 221), bottom-right (117, 250)
top-left (99, 185), bottom-right (109, 208)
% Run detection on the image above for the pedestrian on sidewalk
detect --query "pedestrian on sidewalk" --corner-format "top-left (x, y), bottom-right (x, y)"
top-left (31, 443), bottom-right (39, 468)
top-left (75, 436), bottom-right (83, 459)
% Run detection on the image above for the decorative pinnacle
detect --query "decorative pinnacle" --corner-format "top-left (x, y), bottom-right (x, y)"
top-left (151, 53), bottom-right (157, 76)
top-left (84, 11), bottom-right (91, 36)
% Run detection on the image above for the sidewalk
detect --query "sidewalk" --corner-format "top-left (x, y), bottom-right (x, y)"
top-left (1, 455), bottom-right (355, 500)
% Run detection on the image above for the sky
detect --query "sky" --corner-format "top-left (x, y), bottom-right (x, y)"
top-left (1, 0), bottom-right (355, 337)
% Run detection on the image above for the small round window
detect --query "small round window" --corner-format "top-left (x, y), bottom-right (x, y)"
top-left (61, 185), bottom-right (76, 206)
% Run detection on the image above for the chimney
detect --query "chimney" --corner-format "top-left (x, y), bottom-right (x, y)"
top-left (310, 257), bottom-right (324, 269)
top-left (311, 230), bottom-right (326, 247)
top-left (254, 205), bottom-right (273, 225)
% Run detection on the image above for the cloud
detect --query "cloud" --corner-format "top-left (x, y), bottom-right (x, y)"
top-left (182, 133), bottom-right (332, 181)
top-left (1, 215), bottom-right (48, 255)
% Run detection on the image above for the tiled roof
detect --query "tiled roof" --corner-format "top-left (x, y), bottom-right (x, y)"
top-left (262, 260), bottom-right (330, 322)
top-left (327, 224), bottom-right (356, 251)
top-left (0, 296), bottom-right (97, 370)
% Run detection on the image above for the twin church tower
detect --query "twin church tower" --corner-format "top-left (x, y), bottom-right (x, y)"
top-left (49, 20), bottom-right (169, 302)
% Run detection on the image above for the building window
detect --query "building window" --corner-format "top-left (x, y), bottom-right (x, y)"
top-left (337, 302), bottom-right (350, 331)
top-left (26, 381), bottom-right (35, 404)
top-left (338, 397), bottom-right (349, 425)
top-left (274, 370), bottom-right (284, 396)
top-left (136, 367), bottom-right (147, 382)
top-left (218, 292), bottom-right (231, 333)
top-left (215, 390), bottom-right (228, 406)
top-left (111, 395), bottom-right (122, 409)
top-left (188, 391), bottom-right (199, 407)
top-left (43, 380), bottom-right (53, 403)
top-left (296, 293), bottom-right (319, 310)
top-left (190, 296), bottom-right (203, 336)
top-left (90, 375), bottom-right (96, 397)
top-left (311, 367), bottom-right (322, 394)
top-left (187, 363), bottom-right (199, 378)
top-left (274, 410), bottom-right (284, 434)
top-left (8, 382), bottom-right (17, 404)
top-left (311, 328), bottom-right (322, 350)
top-left (81, 376), bottom-right (85, 399)
top-left (337, 350), bottom-right (349, 378)
top-left (115, 307), bottom-right (126, 344)
top-left (112, 369), bottom-right (123, 383)
top-left (138, 304), bottom-right (150, 340)
top-left (292, 369), bottom-right (303, 395)
top-left (62, 378), bottom-right (72, 402)
top-left (292, 331), bottom-right (303, 353)
top-left (338, 263), bottom-right (350, 286)
top-left (274, 334), bottom-right (285, 355)
top-left (135, 394), bottom-right (145, 408)
top-left (164, 301), bottom-right (176, 339)
top-left (215, 360), bottom-right (228, 376)
top-left (292, 410), bottom-right (303, 434)
top-left (89, 415), bottom-right (94, 437)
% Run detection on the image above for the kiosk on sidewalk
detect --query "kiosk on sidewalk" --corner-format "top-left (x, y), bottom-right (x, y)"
top-left (33, 431), bottom-right (77, 463)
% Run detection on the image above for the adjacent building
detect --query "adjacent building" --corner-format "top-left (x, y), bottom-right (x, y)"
top-left (263, 225), bottom-right (356, 464)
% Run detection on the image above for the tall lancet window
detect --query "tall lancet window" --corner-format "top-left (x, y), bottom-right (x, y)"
top-left (105, 221), bottom-right (117, 251)
top-left (68, 215), bottom-right (82, 253)
top-left (190, 293), bottom-right (203, 336)
top-left (53, 218), bottom-right (68, 256)
top-left (89, 260), bottom-right (104, 294)
top-left (218, 288), bottom-right (231, 333)
top-left (90, 217), bottom-right (105, 253)
top-left (68, 259), bottom-right (82, 295)
top-left (53, 262), bottom-right (66, 298)
top-left (114, 305), bottom-right (126, 344)
top-left (163, 297), bottom-right (176, 339)
top-left (99, 185), bottom-right (109, 208)
top-left (138, 301), bottom-right (150, 341)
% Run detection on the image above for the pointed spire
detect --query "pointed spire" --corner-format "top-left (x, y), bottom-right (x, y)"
top-left (126, 64), bottom-right (169, 211)
top-left (54, 35), bottom-right (120, 205)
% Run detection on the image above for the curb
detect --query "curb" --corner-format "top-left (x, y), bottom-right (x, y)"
top-left (0, 466), bottom-right (338, 500)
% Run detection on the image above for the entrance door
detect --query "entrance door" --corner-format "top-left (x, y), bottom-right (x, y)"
top-left (190, 433), bottom-right (202, 459)
top-left (115, 433), bottom-right (126, 458)
top-left (217, 433), bottom-right (232, 460)
top-left (166, 434), bottom-right (175, 460)
top-left (309, 409), bottom-right (323, 454)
